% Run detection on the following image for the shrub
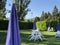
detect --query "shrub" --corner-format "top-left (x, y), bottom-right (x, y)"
top-left (0, 20), bottom-right (8, 30)
top-left (36, 21), bottom-right (47, 31)
top-left (19, 21), bottom-right (33, 29)
top-left (0, 20), bottom-right (58, 31)
top-left (0, 20), bottom-right (33, 30)
top-left (47, 21), bottom-right (57, 31)
top-left (50, 21), bottom-right (57, 31)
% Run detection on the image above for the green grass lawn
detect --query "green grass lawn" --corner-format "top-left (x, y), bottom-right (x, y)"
top-left (0, 30), bottom-right (60, 45)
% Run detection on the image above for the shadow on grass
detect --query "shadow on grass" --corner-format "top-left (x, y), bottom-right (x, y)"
top-left (0, 32), bottom-right (7, 44)
top-left (0, 31), bottom-right (60, 45)
top-left (21, 33), bottom-right (60, 45)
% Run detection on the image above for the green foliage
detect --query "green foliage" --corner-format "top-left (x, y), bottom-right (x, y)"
top-left (0, 20), bottom-right (59, 31)
top-left (36, 20), bottom-right (59, 31)
top-left (15, 0), bottom-right (31, 20)
top-left (40, 11), bottom-right (52, 21)
top-left (47, 21), bottom-right (58, 31)
top-left (19, 21), bottom-right (33, 29)
top-left (50, 21), bottom-right (57, 31)
top-left (0, 0), bottom-right (6, 19)
top-left (52, 5), bottom-right (58, 16)
top-left (36, 21), bottom-right (47, 31)
top-left (0, 20), bottom-right (33, 30)
top-left (0, 0), bottom-right (6, 10)
top-left (0, 20), bottom-right (8, 30)
top-left (40, 5), bottom-right (60, 22)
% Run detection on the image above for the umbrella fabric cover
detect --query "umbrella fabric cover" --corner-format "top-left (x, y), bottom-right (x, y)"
top-left (56, 23), bottom-right (60, 31)
top-left (6, 3), bottom-right (21, 45)
top-left (33, 19), bottom-right (37, 30)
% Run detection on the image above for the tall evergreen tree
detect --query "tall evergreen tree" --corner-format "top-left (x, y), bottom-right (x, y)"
top-left (44, 13), bottom-right (48, 19)
top-left (52, 5), bottom-right (58, 20)
top-left (40, 11), bottom-right (45, 20)
top-left (53, 6), bottom-right (58, 16)
top-left (47, 12), bottom-right (52, 21)
top-left (57, 11), bottom-right (60, 21)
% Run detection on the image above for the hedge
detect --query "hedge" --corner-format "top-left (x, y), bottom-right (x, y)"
top-left (36, 21), bottom-right (47, 31)
top-left (0, 20), bottom-right (59, 31)
top-left (47, 21), bottom-right (58, 31)
top-left (36, 21), bottom-right (59, 31)
top-left (19, 21), bottom-right (33, 29)
top-left (0, 20), bottom-right (33, 30)
top-left (50, 21), bottom-right (57, 31)
top-left (0, 20), bottom-right (8, 30)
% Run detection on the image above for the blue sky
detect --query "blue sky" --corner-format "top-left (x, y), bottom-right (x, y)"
top-left (6, 0), bottom-right (60, 19)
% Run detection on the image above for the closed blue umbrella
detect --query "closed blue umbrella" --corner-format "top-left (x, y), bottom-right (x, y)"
top-left (48, 23), bottom-right (51, 27)
top-left (56, 22), bottom-right (60, 31)
top-left (33, 19), bottom-right (37, 30)
top-left (6, 2), bottom-right (21, 45)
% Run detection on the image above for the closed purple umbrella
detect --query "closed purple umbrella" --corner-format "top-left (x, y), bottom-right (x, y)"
top-left (33, 19), bottom-right (37, 30)
top-left (56, 22), bottom-right (60, 31)
top-left (6, 2), bottom-right (21, 45)
top-left (48, 23), bottom-right (51, 27)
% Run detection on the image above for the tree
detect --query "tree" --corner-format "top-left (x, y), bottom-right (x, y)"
top-left (15, 0), bottom-right (31, 20)
top-left (35, 17), bottom-right (40, 21)
top-left (44, 13), bottom-right (48, 19)
top-left (40, 11), bottom-right (52, 21)
top-left (0, 0), bottom-right (6, 20)
top-left (59, 11), bottom-right (60, 16)
top-left (40, 11), bottom-right (45, 20)
top-left (47, 12), bottom-right (52, 21)
top-left (57, 11), bottom-right (60, 21)
top-left (52, 5), bottom-right (58, 21)
top-left (40, 11), bottom-right (49, 20)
